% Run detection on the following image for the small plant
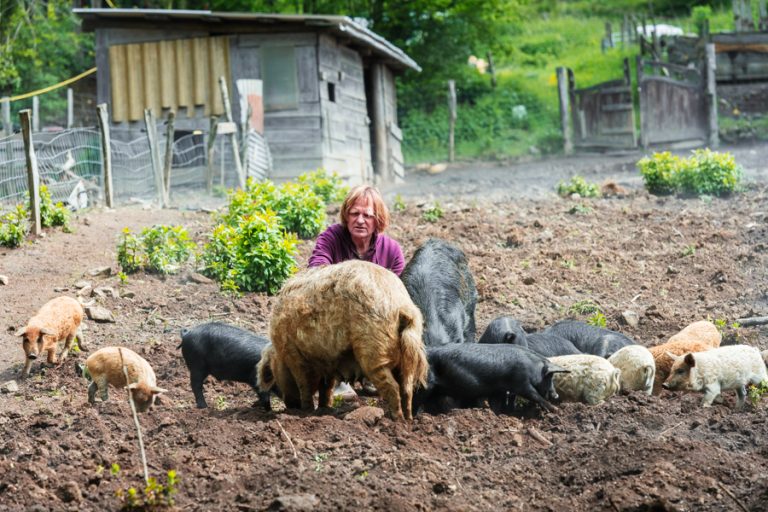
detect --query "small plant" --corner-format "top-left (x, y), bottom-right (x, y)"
top-left (313, 453), bottom-right (329, 473)
top-left (215, 395), bottom-right (227, 411)
top-left (332, 394), bottom-right (344, 408)
top-left (39, 185), bottom-right (70, 230)
top-left (422, 202), bottom-right (444, 223)
top-left (296, 168), bottom-right (349, 204)
top-left (111, 463), bottom-right (121, 476)
top-left (117, 271), bottom-right (128, 285)
top-left (637, 152), bottom-right (680, 195)
top-left (568, 300), bottom-right (601, 315)
top-left (567, 203), bottom-right (592, 215)
top-left (681, 244), bottom-right (696, 257)
top-left (587, 311), bottom-right (607, 328)
top-left (0, 204), bottom-right (29, 247)
top-left (557, 175), bottom-right (600, 198)
top-left (273, 182), bottom-right (326, 239)
top-left (116, 225), bottom-right (194, 275)
top-left (748, 380), bottom-right (768, 406)
top-left (115, 469), bottom-right (180, 510)
top-left (561, 259), bottom-right (575, 269)
top-left (393, 194), bottom-right (406, 212)
top-left (116, 228), bottom-right (147, 273)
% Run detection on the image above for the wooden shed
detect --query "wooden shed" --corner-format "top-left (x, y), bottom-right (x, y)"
top-left (74, 8), bottom-right (420, 184)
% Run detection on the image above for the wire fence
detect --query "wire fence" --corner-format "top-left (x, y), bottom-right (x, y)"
top-left (0, 124), bottom-right (271, 214)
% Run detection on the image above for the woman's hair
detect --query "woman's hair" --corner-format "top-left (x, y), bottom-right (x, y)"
top-left (340, 185), bottom-right (390, 233)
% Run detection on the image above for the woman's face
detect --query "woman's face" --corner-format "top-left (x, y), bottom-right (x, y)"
top-left (346, 195), bottom-right (377, 243)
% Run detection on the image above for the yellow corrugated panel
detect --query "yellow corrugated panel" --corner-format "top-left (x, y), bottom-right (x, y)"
top-left (126, 43), bottom-right (144, 122)
top-left (175, 39), bottom-right (195, 116)
top-left (209, 36), bottom-right (229, 116)
top-left (158, 40), bottom-right (176, 109)
top-left (108, 45), bottom-right (127, 122)
top-left (193, 37), bottom-right (209, 108)
top-left (142, 42), bottom-right (161, 116)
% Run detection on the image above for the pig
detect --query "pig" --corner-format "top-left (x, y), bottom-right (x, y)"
top-left (548, 354), bottom-right (621, 405)
top-left (257, 343), bottom-right (300, 409)
top-left (85, 347), bottom-right (167, 412)
top-left (667, 320), bottom-right (721, 348)
top-left (543, 320), bottom-right (636, 358)
top-left (178, 322), bottom-right (272, 410)
top-left (401, 238), bottom-right (478, 346)
top-left (16, 296), bottom-right (86, 379)
top-left (477, 316), bottom-right (529, 347)
top-left (412, 343), bottom-right (569, 415)
top-left (263, 260), bottom-right (429, 421)
top-left (608, 345), bottom-right (656, 395)
top-left (649, 339), bottom-right (714, 395)
top-left (526, 331), bottom-right (583, 358)
top-left (662, 345), bottom-right (768, 409)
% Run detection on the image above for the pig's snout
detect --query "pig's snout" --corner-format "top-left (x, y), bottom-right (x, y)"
top-left (27, 353), bottom-right (38, 360)
top-left (661, 382), bottom-right (670, 390)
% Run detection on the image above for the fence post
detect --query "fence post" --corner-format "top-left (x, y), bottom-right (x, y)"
top-left (96, 104), bottom-right (114, 208)
top-left (447, 80), bottom-right (456, 163)
top-left (143, 109), bottom-right (165, 208)
top-left (760, 0), bottom-right (768, 31)
top-left (705, 43), bottom-right (719, 149)
top-left (637, 55), bottom-right (648, 149)
top-left (1, 99), bottom-right (10, 136)
top-left (19, 110), bottom-right (41, 236)
top-left (67, 88), bottom-right (74, 129)
top-left (486, 51), bottom-right (497, 88)
top-left (556, 67), bottom-right (573, 155)
top-left (218, 76), bottom-right (245, 188)
top-left (162, 111), bottom-right (175, 206)
top-left (32, 96), bottom-right (39, 133)
top-left (206, 117), bottom-right (218, 194)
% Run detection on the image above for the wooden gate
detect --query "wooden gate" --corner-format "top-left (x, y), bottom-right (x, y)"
top-left (557, 59), bottom-right (637, 151)
top-left (637, 47), bottom-right (717, 148)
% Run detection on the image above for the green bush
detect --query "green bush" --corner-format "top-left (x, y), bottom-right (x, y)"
top-left (0, 204), bottom-right (29, 247)
top-left (638, 150), bottom-right (742, 196)
top-left (39, 185), bottom-right (70, 230)
top-left (274, 182), bottom-right (326, 239)
top-left (637, 152), bottom-right (681, 194)
top-left (219, 179), bottom-right (277, 227)
top-left (200, 210), bottom-right (298, 295)
top-left (422, 202), bottom-right (444, 223)
top-left (116, 225), bottom-right (194, 275)
top-left (557, 175), bottom-right (600, 197)
top-left (296, 168), bottom-right (349, 204)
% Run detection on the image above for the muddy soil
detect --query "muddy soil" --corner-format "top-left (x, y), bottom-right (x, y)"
top-left (2, 149), bottom-right (768, 511)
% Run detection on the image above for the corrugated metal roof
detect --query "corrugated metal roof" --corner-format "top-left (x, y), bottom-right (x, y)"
top-left (73, 8), bottom-right (420, 72)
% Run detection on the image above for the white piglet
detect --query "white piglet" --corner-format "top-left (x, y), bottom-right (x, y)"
top-left (608, 345), bottom-right (656, 395)
top-left (662, 345), bottom-right (768, 409)
top-left (86, 347), bottom-right (167, 412)
top-left (548, 354), bottom-right (621, 405)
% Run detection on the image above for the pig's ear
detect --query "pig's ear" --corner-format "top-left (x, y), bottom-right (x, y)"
top-left (665, 351), bottom-right (680, 362)
top-left (40, 327), bottom-right (56, 336)
top-left (684, 353), bottom-right (696, 367)
top-left (545, 364), bottom-right (569, 375)
top-left (14, 327), bottom-right (27, 337)
top-left (150, 386), bottom-right (168, 395)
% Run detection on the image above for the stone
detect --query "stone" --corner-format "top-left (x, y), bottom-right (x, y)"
top-left (88, 266), bottom-right (112, 277)
top-left (54, 287), bottom-right (68, 292)
top-left (344, 406), bottom-right (384, 426)
top-left (85, 306), bottom-right (115, 323)
top-left (268, 494), bottom-right (319, 511)
top-left (73, 280), bottom-right (90, 289)
top-left (77, 286), bottom-right (93, 297)
top-left (184, 271), bottom-right (214, 285)
top-left (1, 380), bottom-right (19, 393)
top-left (622, 310), bottom-right (640, 328)
top-left (57, 481), bottom-right (83, 503)
top-left (121, 290), bottom-right (136, 299)
top-left (0, 275), bottom-right (7, 285)
top-left (93, 286), bottom-right (119, 299)
top-left (522, 276), bottom-right (536, 285)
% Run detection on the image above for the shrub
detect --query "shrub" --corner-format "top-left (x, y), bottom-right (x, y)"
top-left (296, 168), bottom-right (349, 204)
top-left (116, 225), bottom-right (194, 275)
top-left (637, 152), bottom-right (680, 194)
top-left (676, 149), bottom-right (741, 196)
top-left (0, 204), bottom-right (29, 247)
top-left (200, 209), bottom-right (298, 295)
top-left (557, 175), bottom-right (600, 198)
top-left (220, 179), bottom-right (277, 227)
top-left (274, 182), bottom-right (326, 239)
top-left (39, 185), bottom-right (70, 230)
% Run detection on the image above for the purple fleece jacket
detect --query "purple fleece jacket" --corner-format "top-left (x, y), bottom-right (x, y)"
top-left (308, 223), bottom-right (405, 276)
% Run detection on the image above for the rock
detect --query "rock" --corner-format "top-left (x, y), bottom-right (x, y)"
top-left (121, 290), bottom-right (136, 299)
top-left (85, 306), bottom-right (115, 323)
top-left (54, 286), bottom-right (68, 292)
top-left (88, 266), bottom-right (112, 277)
top-left (666, 265), bottom-right (680, 275)
top-left (522, 276), bottom-right (536, 285)
top-left (622, 310), bottom-right (640, 328)
top-left (93, 286), bottom-right (119, 299)
top-left (0, 275), bottom-right (7, 285)
top-left (77, 285), bottom-right (93, 297)
top-left (344, 406), bottom-right (384, 426)
top-left (268, 494), bottom-right (319, 511)
top-left (1, 380), bottom-right (19, 393)
top-left (73, 280), bottom-right (90, 289)
top-left (57, 481), bottom-right (83, 503)
top-left (184, 271), bottom-right (214, 285)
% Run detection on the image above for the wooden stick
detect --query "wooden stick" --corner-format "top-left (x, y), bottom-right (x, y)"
top-left (276, 420), bottom-right (297, 459)
top-left (657, 421), bottom-right (684, 438)
top-left (119, 348), bottom-right (149, 485)
top-left (527, 426), bottom-right (553, 447)
top-left (719, 482), bottom-right (749, 512)
top-left (735, 316), bottom-right (768, 327)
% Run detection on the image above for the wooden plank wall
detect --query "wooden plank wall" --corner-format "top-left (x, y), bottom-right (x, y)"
top-left (382, 66), bottom-right (404, 181)
top-left (109, 36), bottom-right (230, 122)
top-left (231, 33), bottom-right (323, 179)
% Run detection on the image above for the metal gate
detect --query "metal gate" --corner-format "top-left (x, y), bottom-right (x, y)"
top-left (559, 59), bottom-right (637, 150)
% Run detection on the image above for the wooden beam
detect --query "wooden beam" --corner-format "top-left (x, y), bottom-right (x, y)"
top-left (96, 104), bottom-right (114, 208)
top-left (19, 110), bottom-right (41, 235)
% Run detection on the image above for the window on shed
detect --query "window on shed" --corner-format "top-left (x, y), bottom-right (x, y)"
top-left (261, 46), bottom-right (299, 111)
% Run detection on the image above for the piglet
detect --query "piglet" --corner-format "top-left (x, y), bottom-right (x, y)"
top-left (86, 347), bottom-right (167, 412)
top-left (548, 354), bottom-right (622, 405)
top-left (16, 296), bottom-right (86, 379)
top-left (608, 345), bottom-right (656, 395)
top-left (662, 345), bottom-right (768, 409)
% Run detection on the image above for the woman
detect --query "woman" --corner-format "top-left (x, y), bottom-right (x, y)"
top-left (308, 184), bottom-right (404, 276)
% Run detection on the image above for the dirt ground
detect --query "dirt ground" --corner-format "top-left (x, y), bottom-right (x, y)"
top-left (2, 145), bottom-right (768, 511)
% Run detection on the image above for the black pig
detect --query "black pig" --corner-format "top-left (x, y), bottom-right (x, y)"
top-left (401, 238), bottom-right (478, 346)
top-left (478, 316), bottom-right (529, 347)
top-left (543, 320), bottom-right (636, 358)
top-left (526, 332), bottom-right (583, 358)
top-left (413, 343), bottom-right (568, 415)
top-left (178, 322), bottom-right (272, 409)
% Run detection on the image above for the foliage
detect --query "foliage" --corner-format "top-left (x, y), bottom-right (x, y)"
top-left (748, 380), bottom-right (768, 406)
top-left (691, 5), bottom-right (712, 34)
top-left (568, 300), bottom-right (601, 315)
top-left (681, 244), bottom-right (696, 257)
top-left (587, 311), bottom-right (607, 328)
top-left (637, 152), bottom-right (681, 195)
top-left (39, 186), bottom-right (70, 230)
top-left (296, 168), bottom-right (348, 204)
top-left (114, 468), bottom-right (180, 510)
top-left (639, 150), bottom-right (742, 197)
top-left (557, 175), bottom-right (600, 198)
top-left (273, 182), bottom-right (326, 239)
top-left (567, 204), bottom-right (592, 215)
top-left (0, 204), bottom-right (29, 247)
top-left (393, 194), bottom-right (406, 212)
top-left (116, 225), bottom-right (194, 275)
top-left (199, 209), bottom-right (298, 295)
top-left (422, 202), bottom-right (444, 223)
